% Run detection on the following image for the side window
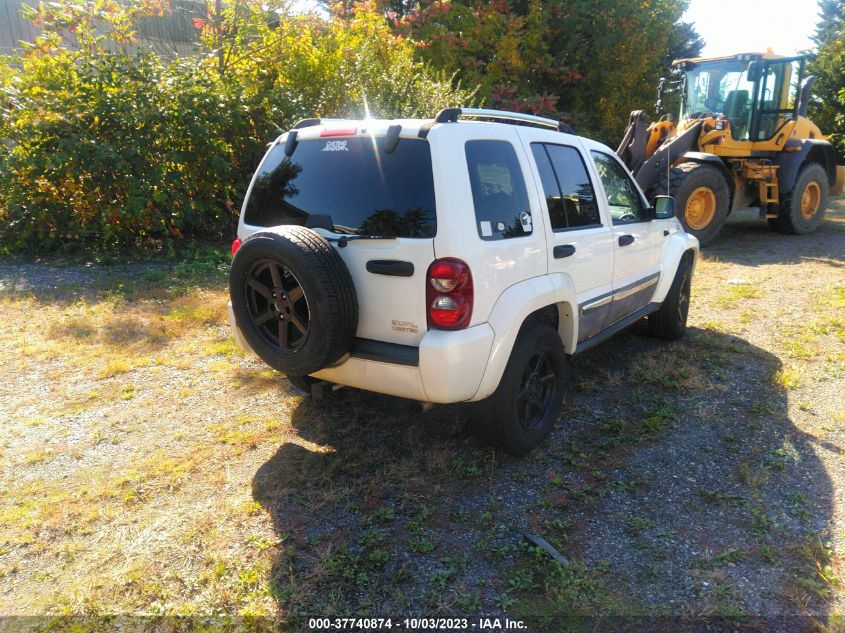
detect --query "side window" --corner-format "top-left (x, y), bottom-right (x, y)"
top-left (531, 144), bottom-right (566, 229)
top-left (465, 140), bottom-right (532, 240)
top-left (531, 144), bottom-right (600, 230)
top-left (545, 145), bottom-right (600, 229)
top-left (590, 151), bottom-right (648, 224)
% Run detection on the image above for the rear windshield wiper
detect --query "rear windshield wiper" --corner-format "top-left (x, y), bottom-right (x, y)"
top-left (305, 214), bottom-right (395, 246)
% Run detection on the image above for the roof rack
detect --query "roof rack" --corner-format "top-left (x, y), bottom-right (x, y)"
top-left (434, 108), bottom-right (575, 133)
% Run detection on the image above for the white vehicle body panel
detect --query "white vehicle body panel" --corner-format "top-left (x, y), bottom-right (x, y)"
top-left (231, 116), bottom-right (699, 404)
top-left (238, 125), bottom-right (435, 347)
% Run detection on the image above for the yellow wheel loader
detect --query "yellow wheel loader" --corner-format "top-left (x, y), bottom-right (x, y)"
top-left (617, 52), bottom-right (845, 245)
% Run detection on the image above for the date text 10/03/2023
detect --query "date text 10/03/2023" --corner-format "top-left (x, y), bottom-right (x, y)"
top-left (307, 618), bottom-right (527, 630)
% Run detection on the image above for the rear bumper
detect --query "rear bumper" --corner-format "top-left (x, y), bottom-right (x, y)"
top-left (228, 301), bottom-right (495, 403)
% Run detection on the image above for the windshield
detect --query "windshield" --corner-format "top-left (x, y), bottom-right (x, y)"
top-left (243, 136), bottom-right (436, 238)
top-left (682, 60), bottom-right (755, 139)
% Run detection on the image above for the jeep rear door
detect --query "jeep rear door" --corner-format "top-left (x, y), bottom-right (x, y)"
top-left (427, 123), bottom-right (547, 327)
top-left (517, 129), bottom-right (615, 342)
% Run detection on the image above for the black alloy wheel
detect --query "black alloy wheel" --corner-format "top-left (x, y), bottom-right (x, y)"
top-left (471, 323), bottom-right (567, 456)
top-left (517, 349), bottom-right (558, 432)
top-left (677, 266), bottom-right (691, 325)
top-left (244, 258), bottom-right (311, 352)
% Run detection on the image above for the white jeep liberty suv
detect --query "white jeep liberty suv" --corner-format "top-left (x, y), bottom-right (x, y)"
top-left (228, 108), bottom-right (699, 455)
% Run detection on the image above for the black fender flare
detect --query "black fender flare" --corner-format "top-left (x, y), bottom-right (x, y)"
top-left (775, 139), bottom-right (837, 193)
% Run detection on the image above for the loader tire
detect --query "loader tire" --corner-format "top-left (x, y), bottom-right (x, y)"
top-left (769, 162), bottom-right (828, 235)
top-left (654, 162), bottom-right (729, 246)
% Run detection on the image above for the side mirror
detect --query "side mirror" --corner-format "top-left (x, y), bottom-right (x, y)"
top-left (747, 60), bottom-right (762, 82)
top-left (653, 195), bottom-right (675, 219)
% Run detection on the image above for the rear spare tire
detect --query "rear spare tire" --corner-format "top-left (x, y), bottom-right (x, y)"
top-left (230, 226), bottom-right (358, 376)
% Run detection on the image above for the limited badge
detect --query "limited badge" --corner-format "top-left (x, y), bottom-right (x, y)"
top-left (392, 320), bottom-right (419, 334)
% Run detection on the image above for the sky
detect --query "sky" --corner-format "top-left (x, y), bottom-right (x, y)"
top-left (683, 0), bottom-right (820, 57)
top-left (289, 0), bottom-right (823, 58)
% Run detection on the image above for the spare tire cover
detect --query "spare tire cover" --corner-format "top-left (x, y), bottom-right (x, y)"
top-left (229, 226), bottom-right (358, 376)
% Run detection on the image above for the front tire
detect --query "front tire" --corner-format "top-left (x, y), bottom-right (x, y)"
top-left (648, 252), bottom-right (693, 341)
top-left (472, 323), bottom-right (567, 456)
top-left (769, 162), bottom-right (828, 235)
top-left (654, 162), bottom-right (729, 246)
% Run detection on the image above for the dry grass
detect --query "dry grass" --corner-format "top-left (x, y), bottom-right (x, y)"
top-left (0, 256), bottom-right (291, 618)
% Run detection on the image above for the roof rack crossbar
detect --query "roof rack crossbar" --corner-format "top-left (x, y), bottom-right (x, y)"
top-left (434, 107), bottom-right (573, 133)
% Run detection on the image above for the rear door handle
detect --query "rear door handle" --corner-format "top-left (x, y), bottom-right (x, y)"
top-left (366, 260), bottom-right (415, 277)
top-left (553, 244), bottom-right (576, 259)
top-left (618, 235), bottom-right (635, 247)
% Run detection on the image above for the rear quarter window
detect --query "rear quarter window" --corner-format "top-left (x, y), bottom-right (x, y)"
top-left (465, 140), bottom-right (532, 240)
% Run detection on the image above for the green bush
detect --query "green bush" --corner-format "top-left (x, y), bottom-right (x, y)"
top-left (0, 0), bottom-right (472, 253)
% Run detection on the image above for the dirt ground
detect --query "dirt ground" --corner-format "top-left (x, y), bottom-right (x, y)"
top-left (0, 200), bottom-right (843, 632)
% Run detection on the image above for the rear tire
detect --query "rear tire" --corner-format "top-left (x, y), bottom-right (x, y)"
top-left (654, 162), bottom-right (729, 246)
top-left (649, 252), bottom-right (693, 341)
top-left (769, 162), bottom-right (828, 235)
top-left (472, 323), bottom-right (567, 456)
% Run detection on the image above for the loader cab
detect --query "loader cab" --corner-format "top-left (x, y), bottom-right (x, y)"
top-left (677, 53), bottom-right (807, 142)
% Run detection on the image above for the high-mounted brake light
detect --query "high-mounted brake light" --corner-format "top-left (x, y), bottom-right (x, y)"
top-left (426, 258), bottom-right (473, 330)
top-left (319, 127), bottom-right (358, 137)
top-left (231, 237), bottom-right (242, 256)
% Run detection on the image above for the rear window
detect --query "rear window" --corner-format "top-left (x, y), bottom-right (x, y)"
top-left (243, 136), bottom-right (436, 238)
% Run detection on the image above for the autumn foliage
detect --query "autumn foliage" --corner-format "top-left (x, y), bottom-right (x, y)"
top-left (0, 0), bottom-right (703, 252)
top-left (392, 0), bottom-right (703, 143)
top-left (0, 0), bottom-right (471, 252)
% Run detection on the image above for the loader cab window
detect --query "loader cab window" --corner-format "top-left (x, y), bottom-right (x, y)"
top-left (755, 60), bottom-right (802, 140)
top-left (717, 70), bottom-right (755, 140)
top-left (681, 60), bottom-right (754, 140)
top-left (681, 57), bottom-right (806, 142)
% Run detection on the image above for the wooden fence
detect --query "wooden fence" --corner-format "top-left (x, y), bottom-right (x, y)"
top-left (0, 0), bottom-right (206, 56)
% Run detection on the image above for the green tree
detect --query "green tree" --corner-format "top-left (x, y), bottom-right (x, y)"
top-left (809, 0), bottom-right (845, 161)
top-left (395, 0), bottom-right (702, 144)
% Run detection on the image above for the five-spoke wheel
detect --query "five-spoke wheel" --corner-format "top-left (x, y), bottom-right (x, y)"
top-left (244, 259), bottom-right (310, 352)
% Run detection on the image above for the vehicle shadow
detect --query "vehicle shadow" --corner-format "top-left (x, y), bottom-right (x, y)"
top-left (252, 325), bottom-right (834, 630)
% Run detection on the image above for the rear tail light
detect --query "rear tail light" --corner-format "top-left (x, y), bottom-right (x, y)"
top-left (426, 258), bottom-right (473, 330)
top-left (231, 237), bottom-right (242, 256)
